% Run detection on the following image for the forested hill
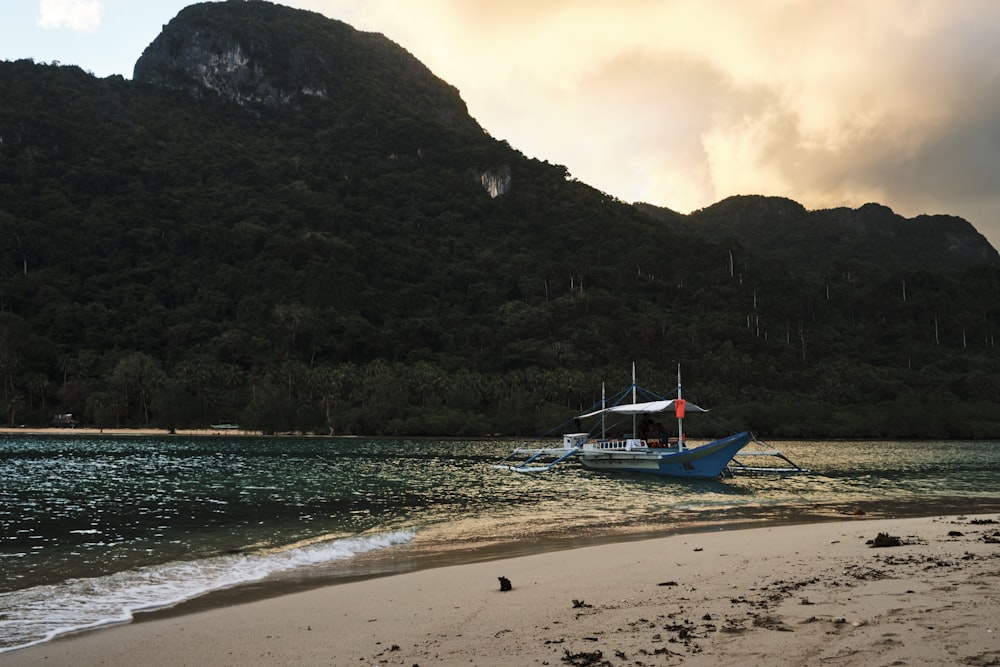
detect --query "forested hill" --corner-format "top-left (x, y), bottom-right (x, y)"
top-left (1, 0), bottom-right (999, 438)
top-left (638, 197), bottom-right (998, 276)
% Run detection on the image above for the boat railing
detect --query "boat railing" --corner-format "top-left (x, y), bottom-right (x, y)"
top-left (590, 438), bottom-right (643, 451)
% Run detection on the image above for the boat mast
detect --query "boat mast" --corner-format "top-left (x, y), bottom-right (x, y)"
top-left (631, 362), bottom-right (637, 439)
top-left (676, 364), bottom-right (685, 450)
top-left (601, 382), bottom-right (606, 440)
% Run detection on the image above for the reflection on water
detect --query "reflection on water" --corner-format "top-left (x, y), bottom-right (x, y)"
top-left (3, 436), bottom-right (1000, 592)
top-left (1, 434), bottom-right (999, 652)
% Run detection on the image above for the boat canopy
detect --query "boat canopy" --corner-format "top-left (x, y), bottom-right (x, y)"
top-left (577, 399), bottom-right (706, 419)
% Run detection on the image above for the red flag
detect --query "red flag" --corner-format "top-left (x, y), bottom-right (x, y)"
top-left (675, 399), bottom-right (686, 419)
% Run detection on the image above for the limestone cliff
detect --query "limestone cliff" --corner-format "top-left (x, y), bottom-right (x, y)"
top-left (133, 0), bottom-right (480, 135)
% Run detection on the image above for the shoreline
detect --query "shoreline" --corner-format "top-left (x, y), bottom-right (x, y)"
top-left (0, 426), bottom-right (262, 436)
top-left (7, 428), bottom-right (994, 442)
top-left (128, 501), bottom-right (987, 619)
top-left (3, 513), bottom-right (998, 666)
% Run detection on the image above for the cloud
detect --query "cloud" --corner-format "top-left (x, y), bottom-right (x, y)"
top-left (306, 1), bottom-right (1000, 245)
top-left (37, 0), bottom-right (101, 32)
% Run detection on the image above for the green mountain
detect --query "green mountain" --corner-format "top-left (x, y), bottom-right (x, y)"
top-left (1, 0), bottom-right (998, 438)
top-left (639, 196), bottom-right (997, 276)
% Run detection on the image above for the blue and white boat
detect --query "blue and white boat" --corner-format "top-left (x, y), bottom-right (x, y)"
top-left (497, 366), bottom-right (802, 479)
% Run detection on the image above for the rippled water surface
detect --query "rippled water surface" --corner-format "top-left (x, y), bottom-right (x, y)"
top-left (1, 434), bottom-right (998, 651)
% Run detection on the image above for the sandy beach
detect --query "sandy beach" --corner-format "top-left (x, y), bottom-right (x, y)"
top-left (3, 513), bottom-right (997, 666)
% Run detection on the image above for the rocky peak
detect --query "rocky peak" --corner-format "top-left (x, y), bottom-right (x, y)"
top-left (135, 22), bottom-right (288, 106)
top-left (133, 0), bottom-right (480, 133)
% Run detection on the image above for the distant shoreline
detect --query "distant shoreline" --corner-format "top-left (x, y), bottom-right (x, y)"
top-left (0, 427), bottom-right (262, 437)
top-left (1, 428), bottom-right (993, 442)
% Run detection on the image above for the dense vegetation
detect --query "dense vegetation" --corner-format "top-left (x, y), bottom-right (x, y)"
top-left (1, 1), bottom-right (999, 438)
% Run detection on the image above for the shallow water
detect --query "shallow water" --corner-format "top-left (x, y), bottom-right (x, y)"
top-left (1, 434), bottom-right (998, 651)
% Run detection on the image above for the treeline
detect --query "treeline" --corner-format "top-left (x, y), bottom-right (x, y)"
top-left (10, 348), bottom-right (1000, 439)
top-left (1, 41), bottom-right (999, 438)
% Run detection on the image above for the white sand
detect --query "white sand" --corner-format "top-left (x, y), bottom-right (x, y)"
top-left (3, 514), bottom-right (998, 666)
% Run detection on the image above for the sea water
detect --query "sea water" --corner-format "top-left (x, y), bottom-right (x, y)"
top-left (1, 434), bottom-right (999, 652)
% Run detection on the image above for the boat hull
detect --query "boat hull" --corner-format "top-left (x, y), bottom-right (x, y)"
top-left (577, 431), bottom-right (753, 479)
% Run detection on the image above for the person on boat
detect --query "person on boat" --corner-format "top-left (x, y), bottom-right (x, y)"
top-left (653, 421), bottom-right (668, 447)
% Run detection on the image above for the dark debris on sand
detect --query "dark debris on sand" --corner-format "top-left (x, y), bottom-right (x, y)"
top-left (868, 532), bottom-right (902, 547)
top-left (561, 648), bottom-right (611, 666)
top-left (543, 520), bottom-right (999, 667)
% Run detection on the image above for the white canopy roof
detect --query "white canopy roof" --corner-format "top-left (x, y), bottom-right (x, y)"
top-left (577, 399), bottom-right (706, 419)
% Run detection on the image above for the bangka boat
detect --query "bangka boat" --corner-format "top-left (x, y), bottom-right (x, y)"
top-left (495, 366), bottom-right (805, 479)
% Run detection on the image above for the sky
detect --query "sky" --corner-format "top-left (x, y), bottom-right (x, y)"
top-left (3, 0), bottom-right (1000, 250)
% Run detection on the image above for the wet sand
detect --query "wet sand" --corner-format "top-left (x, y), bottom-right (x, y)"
top-left (3, 513), bottom-right (998, 666)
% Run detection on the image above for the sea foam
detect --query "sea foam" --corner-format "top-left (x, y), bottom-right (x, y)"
top-left (0, 529), bottom-right (415, 653)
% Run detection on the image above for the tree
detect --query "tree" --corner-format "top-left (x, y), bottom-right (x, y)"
top-left (109, 352), bottom-right (165, 426)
